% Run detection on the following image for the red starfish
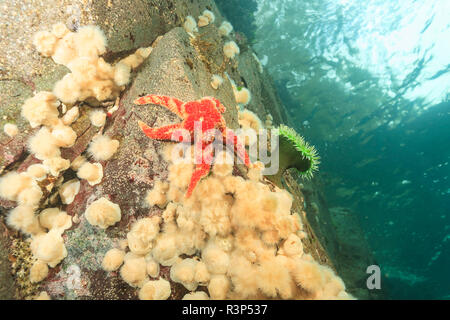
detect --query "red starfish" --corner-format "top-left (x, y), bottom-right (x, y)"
top-left (135, 94), bottom-right (251, 198)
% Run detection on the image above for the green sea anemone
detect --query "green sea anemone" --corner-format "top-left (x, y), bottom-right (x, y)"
top-left (265, 125), bottom-right (320, 187)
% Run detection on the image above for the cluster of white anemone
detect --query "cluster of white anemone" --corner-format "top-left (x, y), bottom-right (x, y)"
top-left (0, 22), bottom-right (156, 298)
top-left (100, 144), bottom-right (354, 300)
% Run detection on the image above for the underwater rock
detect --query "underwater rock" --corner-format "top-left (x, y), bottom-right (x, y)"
top-left (0, 223), bottom-right (15, 299)
top-left (235, 42), bottom-right (289, 126)
top-left (327, 207), bottom-right (387, 299)
top-left (99, 26), bottom-right (243, 222)
top-left (0, 0), bottom-right (221, 171)
top-left (0, 0), bottom-right (352, 300)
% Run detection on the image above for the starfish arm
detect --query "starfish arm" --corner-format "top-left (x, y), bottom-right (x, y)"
top-left (186, 143), bottom-right (214, 198)
top-left (138, 120), bottom-right (184, 141)
top-left (134, 94), bottom-right (185, 118)
top-left (186, 163), bottom-right (211, 198)
top-left (223, 128), bottom-right (251, 167)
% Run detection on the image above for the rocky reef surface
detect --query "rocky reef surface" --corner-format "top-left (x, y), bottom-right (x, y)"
top-left (0, 0), bottom-right (382, 299)
top-left (296, 178), bottom-right (387, 300)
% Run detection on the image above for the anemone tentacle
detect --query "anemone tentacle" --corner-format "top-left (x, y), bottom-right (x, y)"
top-left (265, 125), bottom-right (320, 187)
top-left (277, 124), bottom-right (320, 179)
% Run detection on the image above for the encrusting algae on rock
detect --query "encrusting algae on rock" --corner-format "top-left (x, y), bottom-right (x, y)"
top-left (9, 239), bottom-right (41, 299)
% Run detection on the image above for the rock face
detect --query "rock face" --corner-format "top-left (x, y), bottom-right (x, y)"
top-left (327, 207), bottom-right (387, 299)
top-left (0, 0), bottom-right (376, 300)
top-left (0, 0), bottom-right (220, 173)
top-left (296, 178), bottom-right (387, 299)
top-left (0, 223), bottom-right (14, 299)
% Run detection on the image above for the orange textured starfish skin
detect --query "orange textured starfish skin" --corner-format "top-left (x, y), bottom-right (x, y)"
top-left (135, 94), bottom-right (251, 198)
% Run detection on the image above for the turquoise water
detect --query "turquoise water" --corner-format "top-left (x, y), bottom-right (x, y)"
top-left (250, 0), bottom-right (449, 299)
